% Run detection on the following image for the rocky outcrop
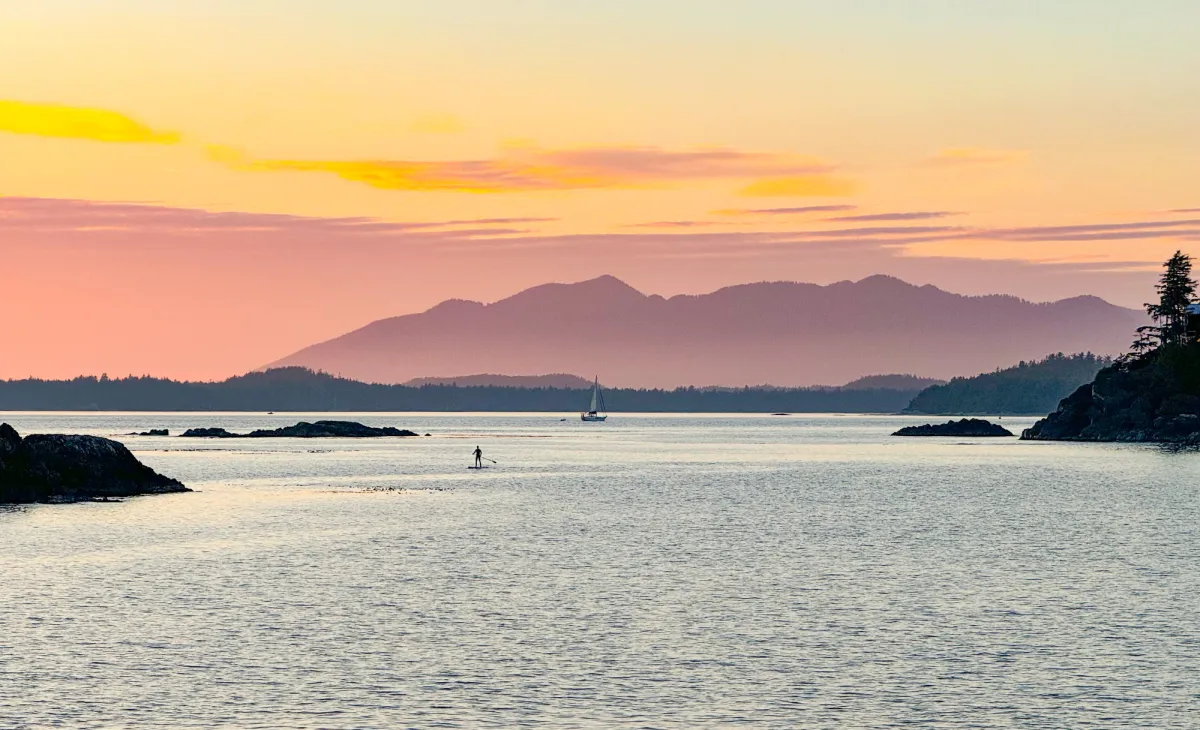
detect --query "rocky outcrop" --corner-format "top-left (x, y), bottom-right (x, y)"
top-left (1022, 345), bottom-right (1200, 442)
top-left (181, 427), bottom-right (236, 438)
top-left (0, 423), bottom-right (20, 463)
top-left (893, 418), bottom-right (1014, 437)
top-left (0, 423), bottom-right (188, 504)
top-left (127, 429), bottom-right (169, 436)
top-left (181, 420), bottom-right (417, 438)
top-left (248, 421), bottom-right (418, 437)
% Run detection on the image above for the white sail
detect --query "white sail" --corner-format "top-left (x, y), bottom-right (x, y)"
top-left (581, 376), bottom-right (608, 421)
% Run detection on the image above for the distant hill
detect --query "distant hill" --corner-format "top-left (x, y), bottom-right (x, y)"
top-left (403, 373), bottom-right (593, 389)
top-left (904, 353), bottom-right (1113, 415)
top-left (0, 367), bottom-right (918, 413)
top-left (266, 275), bottom-right (1145, 388)
top-left (841, 374), bottom-right (945, 391)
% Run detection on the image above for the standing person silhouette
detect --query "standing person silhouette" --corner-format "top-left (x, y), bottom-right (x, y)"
top-left (473, 446), bottom-right (483, 468)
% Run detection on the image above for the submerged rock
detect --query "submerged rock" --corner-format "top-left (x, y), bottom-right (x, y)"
top-left (182, 421), bottom-right (417, 438)
top-left (893, 418), bottom-right (1014, 437)
top-left (0, 423), bottom-right (188, 504)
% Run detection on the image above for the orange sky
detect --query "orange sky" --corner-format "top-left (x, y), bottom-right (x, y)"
top-left (2, 1), bottom-right (1198, 380)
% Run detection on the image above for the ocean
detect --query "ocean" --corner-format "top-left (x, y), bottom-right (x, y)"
top-left (2, 413), bottom-right (1198, 728)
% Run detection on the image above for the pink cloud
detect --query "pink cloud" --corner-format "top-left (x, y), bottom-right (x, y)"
top-left (214, 144), bottom-right (837, 193)
top-left (827, 211), bottom-right (963, 223)
top-left (713, 205), bottom-right (858, 216)
top-left (624, 221), bottom-right (722, 229)
top-left (977, 219), bottom-right (1200, 242)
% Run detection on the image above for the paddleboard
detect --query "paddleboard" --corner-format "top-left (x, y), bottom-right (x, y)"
top-left (467, 465), bottom-right (490, 469)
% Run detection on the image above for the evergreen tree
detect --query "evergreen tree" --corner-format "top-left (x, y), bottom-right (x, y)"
top-left (1144, 250), bottom-right (1197, 347)
top-left (1130, 325), bottom-right (1159, 356)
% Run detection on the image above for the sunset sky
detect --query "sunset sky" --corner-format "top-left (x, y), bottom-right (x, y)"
top-left (3, 1), bottom-right (1199, 380)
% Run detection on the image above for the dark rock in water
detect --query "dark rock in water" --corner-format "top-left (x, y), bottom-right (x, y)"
top-left (182, 421), bottom-right (417, 438)
top-left (893, 418), bottom-right (1014, 437)
top-left (181, 427), bottom-right (237, 438)
top-left (128, 429), bottom-right (169, 436)
top-left (1020, 383), bottom-right (1095, 441)
top-left (0, 423), bottom-right (21, 462)
top-left (1, 422), bottom-right (18, 447)
top-left (246, 420), bottom-right (417, 438)
top-left (1022, 345), bottom-right (1200, 443)
top-left (0, 423), bottom-right (189, 504)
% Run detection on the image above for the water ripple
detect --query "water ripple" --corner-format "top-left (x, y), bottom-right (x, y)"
top-left (1, 413), bottom-right (1198, 727)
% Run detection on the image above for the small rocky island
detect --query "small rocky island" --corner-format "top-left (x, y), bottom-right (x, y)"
top-left (0, 423), bottom-right (188, 504)
top-left (893, 418), bottom-right (1014, 437)
top-left (181, 420), bottom-right (418, 438)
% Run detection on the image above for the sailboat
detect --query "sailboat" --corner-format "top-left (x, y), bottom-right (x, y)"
top-left (581, 377), bottom-right (608, 422)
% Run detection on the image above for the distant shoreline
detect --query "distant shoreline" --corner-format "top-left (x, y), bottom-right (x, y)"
top-left (0, 411), bottom-right (1047, 421)
top-left (0, 408), bottom-right (934, 415)
top-left (0, 368), bottom-right (924, 414)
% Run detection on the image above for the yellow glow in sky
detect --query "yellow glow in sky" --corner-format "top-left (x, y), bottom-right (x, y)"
top-left (0, 100), bottom-right (180, 144)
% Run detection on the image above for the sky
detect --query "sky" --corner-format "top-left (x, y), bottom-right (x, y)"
top-left (2, 1), bottom-right (1199, 380)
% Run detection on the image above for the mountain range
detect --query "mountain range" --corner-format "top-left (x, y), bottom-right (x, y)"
top-left (267, 275), bottom-right (1146, 388)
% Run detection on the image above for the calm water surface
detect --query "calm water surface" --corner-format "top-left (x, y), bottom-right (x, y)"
top-left (1, 413), bottom-right (1198, 728)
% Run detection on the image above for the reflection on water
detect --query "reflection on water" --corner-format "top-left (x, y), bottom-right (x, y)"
top-left (2, 413), bottom-right (1198, 728)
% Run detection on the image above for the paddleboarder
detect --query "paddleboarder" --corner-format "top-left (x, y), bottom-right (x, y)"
top-left (473, 445), bottom-right (484, 468)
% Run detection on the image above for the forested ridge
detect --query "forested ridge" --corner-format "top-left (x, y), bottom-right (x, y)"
top-left (0, 367), bottom-right (920, 413)
top-left (904, 353), bottom-right (1112, 415)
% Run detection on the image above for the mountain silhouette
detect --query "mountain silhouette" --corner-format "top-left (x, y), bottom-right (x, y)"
top-left (266, 275), bottom-right (1147, 387)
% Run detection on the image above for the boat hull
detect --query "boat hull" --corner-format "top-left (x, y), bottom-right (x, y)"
top-left (581, 413), bottom-right (608, 422)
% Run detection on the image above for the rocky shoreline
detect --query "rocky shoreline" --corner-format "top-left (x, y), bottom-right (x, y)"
top-left (1022, 345), bottom-right (1200, 443)
top-left (0, 423), bottom-right (189, 504)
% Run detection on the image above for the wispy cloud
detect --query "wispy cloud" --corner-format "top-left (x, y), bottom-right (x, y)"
top-left (231, 157), bottom-right (569, 194)
top-left (977, 219), bottom-right (1200, 242)
top-left (535, 146), bottom-right (831, 180)
top-left (737, 175), bottom-right (857, 198)
top-left (0, 100), bottom-right (179, 144)
top-left (212, 144), bottom-right (837, 194)
top-left (0, 196), bottom-right (531, 238)
top-left (1169, 208), bottom-right (1200, 214)
top-left (801, 226), bottom-right (963, 239)
top-left (828, 211), bottom-right (962, 223)
top-left (0, 196), bottom-right (965, 259)
top-left (435, 217), bottom-right (558, 226)
top-left (624, 221), bottom-right (721, 229)
top-left (926, 147), bottom-right (1029, 166)
top-left (10, 197), bottom-right (1195, 270)
top-left (712, 205), bottom-right (858, 216)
